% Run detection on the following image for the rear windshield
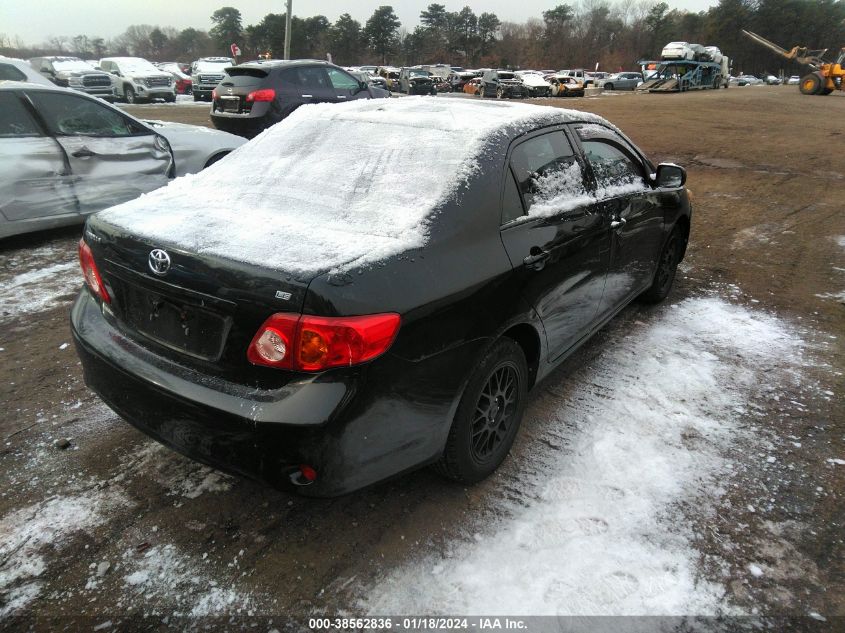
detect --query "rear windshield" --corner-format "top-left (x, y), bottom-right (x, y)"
top-left (225, 68), bottom-right (269, 79)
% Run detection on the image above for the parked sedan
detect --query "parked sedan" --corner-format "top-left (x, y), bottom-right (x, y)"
top-left (71, 98), bottom-right (691, 497)
top-left (595, 72), bottom-right (643, 91)
top-left (0, 82), bottom-right (244, 239)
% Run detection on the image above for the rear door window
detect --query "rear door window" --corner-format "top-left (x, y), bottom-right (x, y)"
top-left (283, 67), bottom-right (333, 95)
top-left (509, 131), bottom-right (588, 217)
top-left (0, 93), bottom-right (42, 137)
top-left (27, 92), bottom-right (147, 137)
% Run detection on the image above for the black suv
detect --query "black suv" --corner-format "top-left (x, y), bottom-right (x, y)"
top-left (210, 59), bottom-right (389, 138)
top-left (481, 70), bottom-right (527, 99)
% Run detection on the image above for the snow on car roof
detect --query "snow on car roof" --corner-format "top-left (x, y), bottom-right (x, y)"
top-left (96, 98), bottom-right (607, 277)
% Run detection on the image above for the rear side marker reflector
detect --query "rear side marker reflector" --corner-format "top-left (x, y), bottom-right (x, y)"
top-left (247, 312), bottom-right (400, 372)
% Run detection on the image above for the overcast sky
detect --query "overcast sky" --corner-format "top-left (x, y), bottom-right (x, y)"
top-left (1, 1), bottom-right (721, 47)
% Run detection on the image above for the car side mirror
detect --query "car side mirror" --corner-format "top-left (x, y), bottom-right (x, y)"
top-left (654, 163), bottom-right (686, 188)
top-left (359, 80), bottom-right (368, 92)
top-left (110, 70), bottom-right (120, 76)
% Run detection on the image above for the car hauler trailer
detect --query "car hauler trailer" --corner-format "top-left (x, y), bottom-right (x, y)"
top-left (637, 58), bottom-right (729, 92)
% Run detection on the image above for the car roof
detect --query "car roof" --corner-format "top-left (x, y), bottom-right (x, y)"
top-left (234, 59), bottom-right (336, 70)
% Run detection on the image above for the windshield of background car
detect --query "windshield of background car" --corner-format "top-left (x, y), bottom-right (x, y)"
top-left (28, 91), bottom-right (147, 137)
top-left (116, 59), bottom-right (160, 74)
top-left (52, 59), bottom-right (95, 72)
top-left (409, 70), bottom-right (429, 77)
top-left (499, 72), bottom-right (515, 79)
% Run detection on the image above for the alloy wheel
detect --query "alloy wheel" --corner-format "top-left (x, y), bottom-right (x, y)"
top-left (470, 363), bottom-right (519, 462)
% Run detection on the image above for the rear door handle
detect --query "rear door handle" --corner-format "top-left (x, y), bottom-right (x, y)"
top-left (72, 147), bottom-right (95, 158)
top-left (523, 248), bottom-right (550, 270)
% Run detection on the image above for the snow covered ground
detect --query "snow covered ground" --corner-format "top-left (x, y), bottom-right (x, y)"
top-left (360, 296), bottom-right (809, 616)
top-left (0, 243), bottom-right (78, 322)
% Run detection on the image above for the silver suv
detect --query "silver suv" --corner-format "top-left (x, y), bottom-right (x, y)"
top-left (99, 57), bottom-right (175, 103)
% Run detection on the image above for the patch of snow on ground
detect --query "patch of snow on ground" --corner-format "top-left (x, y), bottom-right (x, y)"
top-left (119, 544), bottom-right (256, 616)
top-left (360, 297), bottom-right (804, 615)
top-left (0, 261), bottom-right (78, 322)
top-left (0, 490), bottom-right (129, 617)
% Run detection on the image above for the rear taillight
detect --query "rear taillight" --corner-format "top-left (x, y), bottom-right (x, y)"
top-left (246, 88), bottom-right (276, 102)
top-left (247, 313), bottom-right (400, 372)
top-left (78, 239), bottom-right (110, 304)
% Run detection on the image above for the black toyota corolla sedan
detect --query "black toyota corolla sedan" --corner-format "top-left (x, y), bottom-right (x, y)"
top-left (71, 98), bottom-right (691, 497)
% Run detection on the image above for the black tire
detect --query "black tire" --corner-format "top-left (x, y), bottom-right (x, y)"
top-left (496, 86), bottom-right (504, 99)
top-left (434, 338), bottom-right (528, 484)
top-left (193, 92), bottom-right (201, 102)
top-left (124, 86), bottom-right (136, 104)
top-left (164, 93), bottom-right (176, 103)
top-left (799, 73), bottom-right (823, 95)
top-left (821, 87), bottom-right (833, 95)
top-left (641, 226), bottom-right (683, 303)
top-left (604, 83), bottom-right (614, 91)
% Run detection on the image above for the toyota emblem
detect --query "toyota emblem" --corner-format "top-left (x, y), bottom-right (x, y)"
top-left (148, 249), bottom-right (171, 276)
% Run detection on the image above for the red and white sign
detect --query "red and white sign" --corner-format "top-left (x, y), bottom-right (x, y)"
top-left (230, 43), bottom-right (241, 57)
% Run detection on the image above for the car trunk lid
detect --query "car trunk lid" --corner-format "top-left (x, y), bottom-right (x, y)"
top-left (85, 218), bottom-right (310, 377)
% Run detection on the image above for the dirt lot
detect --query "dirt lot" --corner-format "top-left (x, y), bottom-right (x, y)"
top-left (0, 87), bottom-right (843, 630)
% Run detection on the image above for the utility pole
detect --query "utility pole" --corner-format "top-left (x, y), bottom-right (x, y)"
top-left (284, 0), bottom-right (292, 60)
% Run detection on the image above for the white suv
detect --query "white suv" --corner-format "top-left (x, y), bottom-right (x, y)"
top-left (99, 57), bottom-right (175, 103)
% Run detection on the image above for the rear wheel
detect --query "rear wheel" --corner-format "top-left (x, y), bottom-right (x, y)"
top-left (124, 86), bottom-right (136, 104)
top-left (496, 86), bottom-right (504, 99)
top-left (641, 226), bottom-right (682, 303)
top-left (799, 73), bottom-right (823, 95)
top-left (435, 338), bottom-right (528, 484)
top-left (604, 83), bottom-right (614, 90)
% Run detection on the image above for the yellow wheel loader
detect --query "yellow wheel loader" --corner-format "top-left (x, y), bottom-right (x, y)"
top-left (742, 29), bottom-right (845, 95)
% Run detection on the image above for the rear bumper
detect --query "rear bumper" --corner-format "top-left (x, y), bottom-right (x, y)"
top-left (210, 112), bottom-right (271, 138)
top-left (70, 291), bottom-right (470, 496)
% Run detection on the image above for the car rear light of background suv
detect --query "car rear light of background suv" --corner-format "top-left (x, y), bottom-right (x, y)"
top-left (246, 88), bottom-right (276, 102)
top-left (78, 239), bottom-right (111, 304)
top-left (247, 313), bottom-right (400, 372)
